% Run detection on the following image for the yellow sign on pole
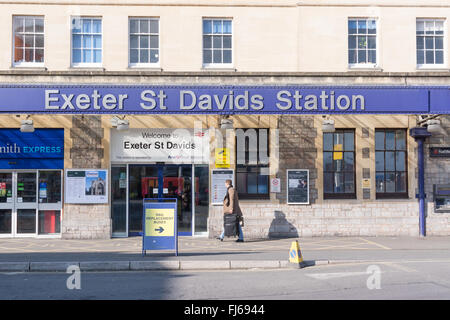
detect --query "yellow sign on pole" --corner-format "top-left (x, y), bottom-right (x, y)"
top-left (333, 144), bottom-right (343, 160)
top-left (215, 148), bottom-right (230, 168)
top-left (145, 208), bottom-right (175, 237)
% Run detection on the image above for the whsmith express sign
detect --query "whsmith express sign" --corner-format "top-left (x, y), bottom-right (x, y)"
top-left (0, 85), bottom-right (448, 114)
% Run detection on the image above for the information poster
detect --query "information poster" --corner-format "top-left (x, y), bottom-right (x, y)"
top-left (65, 169), bottom-right (108, 204)
top-left (211, 169), bottom-right (234, 205)
top-left (287, 169), bottom-right (309, 205)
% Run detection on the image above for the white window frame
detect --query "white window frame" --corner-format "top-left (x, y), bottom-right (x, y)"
top-left (128, 17), bottom-right (160, 68)
top-left (70, 16), bottom-right (103, 68)
top-left (202, 18), bottom-right (233, 69)
top-left (416, 18), bottom-right (446, 69)
top-left (12, 15), bottom-right (45, 68)
top-left (347, 17), bottom-right (379, 69)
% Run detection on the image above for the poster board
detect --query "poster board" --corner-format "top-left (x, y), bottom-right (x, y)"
top-left (287, 169), bottom-right (309, 205)
top-left (142, 199), bottom-right (178, 256)
top-left (65, 169), bottom-right (108, 204)
top-left (211, 169), bottom-right (234, 205)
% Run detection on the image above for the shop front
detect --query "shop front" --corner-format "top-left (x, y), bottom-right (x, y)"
top-left (0, 128), bottom-right (64, 238)
top-left (110, 128), bottom-right (210, 237)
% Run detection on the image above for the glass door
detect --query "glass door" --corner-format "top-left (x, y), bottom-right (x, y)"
top-left (111, 166), bottom-right (127, 237)
top-left (194, 165), bottom-right (209, 235)
top-left (15, 172), bottom-right (37, 236)
top-left (0, 172), bottom-right (13, 236)
top-left (37, 170), bottom-right (62, 236)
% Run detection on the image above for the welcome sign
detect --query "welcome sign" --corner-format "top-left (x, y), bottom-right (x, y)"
top-left (0, 84), bottom-right (445, 114)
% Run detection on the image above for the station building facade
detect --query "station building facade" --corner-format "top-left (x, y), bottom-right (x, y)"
top-left (0, 0), bottom-right (449, 239)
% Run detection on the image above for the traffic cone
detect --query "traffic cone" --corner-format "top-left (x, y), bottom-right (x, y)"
top-left (288, 240), bottom-right (306, 268)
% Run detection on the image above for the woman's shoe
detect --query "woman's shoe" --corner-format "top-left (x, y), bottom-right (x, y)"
top-left (235, 239), bottom-right (244, 243)
top-left (216, 237), bottom-right (223, 242)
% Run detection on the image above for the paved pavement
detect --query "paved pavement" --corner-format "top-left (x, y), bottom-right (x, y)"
top-left (0, 236), bottom-right (449, 271)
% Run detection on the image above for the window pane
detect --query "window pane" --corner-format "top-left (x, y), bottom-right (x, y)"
top-left (25, 49), bottom-right (33, 62)
top-left (14, 48), bottom-right (23, 62)
top-left (344, 173), bottom-right (355, 193)
top-left (368, 50), bottom-right (376, 63)
top-left (344, 132), bottom-right (354, 151)
top-left (386, 131), bottom-right (395, 150)
top-left (236, 172), bottom-right (247, 193)
top-left (358, 49), bottom-right (366, 63)
top-left (375, 151), bottom-right (384, 171)
top-left (357, 20), bottom-right (367, 34)
top-left (323, 133), bottom-right (333, 151)
top-left (417, 49), bottom-right (424, 64)
top-left (257, 174), bottom-right (268, 194)
top-left (213, 49), bottom-right (222, 63)
top-left (13, 17), bottom-right (24, 33)
top-left (150, 35), bottom-right (158, 48)
top-left (213, 36), bottom-right (222, 48)
top-left (223, 50), bottom-right (232, 63)
top-left (223, 20), bottom-right (232, 34)
top-left (396, 172), bottom-right (407, 193)
top-left (130, 49), bottom-right (139, 63)
top-left (385, 173), bottom-right (396, 192)
top-left (203, 35), bottom-right (212, 48)
top-left (72, 19), bottom-right (81, 33)
top-left (140, 35), bottom-right (149, 48)
top-left (223, 35), bottom-right (232, 48)
top-left (213, 20), bottom-right (222, 34)
top-left (140, 49), bottom-right (149, 63)
top-left (203, 19), bottom-right (212, 33)
top-left (348, 20), bottom-right (357, 34)
top-left (425, 37), bottom-right (434, 49)
top-left (358, 36), bottom-right (367, 49)
top-left (368, 36), bottom-right (376, 49)
top-left (385, 151), bottom-right (395, 171)
top-left (348, 49), bottom-right (357, 64)
top-left (82, 49), bottom-right (92, 62)
top-left (82, 19), bottom-right (91, 33)
top-left (344, 152), bottom-right (354, 171)
top-left (83, 35), bottom-right (92, 48)
top-left (130, 35), bottom-right (139, 48)
top-left (38, 210), bottom-right (61, 235)
top-left (25, 35), bottom-right (33, 48)
top-left (435, 37), bottom-right (443, 50)
top-left (140, 20), bottom-right (149, 33)
top-left (376, 172), bottom-right (385, 192)
top-left (324, 172), bottom-right (333, 193)
top-left (435, 20), bottom-right (444, 35)
top-left (247, 174), bottom-right (257, 194)
top-left (334, 132), bottom-right (344, 146)
top-left (324, 152), bottom-right (333, 171)
top-left (348, 35), bottom-right (356, 48)
top-left (150, 19), bottom-right (159, 34)
top-left (35, 18), bottom-right (44, 33)
top-left (93, 19), bottom-right (101, 33)
top-left (425, 21), bottom-right (434, 34)
top-left (203, 50), bottom-right (212, 63)
top-left (334, 158), bottom-right (343, 172)
top-left (426, 50), bottom-right (434, 64)
top-left (130, 19), bottom-right (139, 33)
top-left (72, 34), bottom-right (81, 48)
top-left (35, 49), bottom-right (44, 62)
top-left (25, 18), bottom-right (34, 32)
top-left (72, 49), bottom-right (81, 63)
top-left (395, 130), bottom-right (406, 150)
top-left (368, 20), bottom-right (376, 34)
top-left (334, 173), bottom-right (344, 193)
top-left (416, 20), bottom-right (424, 35)
top-left (417, 36), bottom-right (424, 49)
top-left (35, 35), bottom-right (44, 48)
top-left (150, 49), bottom-right (159, 63)
top-left (93, 49), bottom-right (101, 63)
top-left (436, 50), bottom-right (444, 64)
top-left (93, 35), bottom-right (101, 49)
top-left (396, 151), bottom-right (406, 171)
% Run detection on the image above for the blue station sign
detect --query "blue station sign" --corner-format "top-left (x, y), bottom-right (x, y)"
top-left (0, 84), bottom-right (448, 114)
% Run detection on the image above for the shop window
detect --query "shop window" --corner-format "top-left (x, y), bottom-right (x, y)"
top-left (416, 19), bottom-right (445, 67)
top-left (235, 129), bottom-right (270, 200)
top-left (38, 210), bottom-right (61, 235)
top-left (129, 18), bottom-right (159, 66)
top-left (375, 129), bottom-right (408, 199)
top-left (348, 18), bottom-right (377, 67)
top-left (323, 129), bottom-right (356, 199)
top-left (71, 17), bottom-right (102, 66)
top-left (13, 16), bottom-right (44, 66)
top-left (203, 18), bottom-right (232, 66)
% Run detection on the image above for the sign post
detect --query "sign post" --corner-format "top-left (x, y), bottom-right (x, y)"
top-left (142, 198), bottom-right (178, 256)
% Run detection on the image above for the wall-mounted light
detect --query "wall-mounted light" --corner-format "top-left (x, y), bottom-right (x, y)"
top-left (426, 119), bottom-right (442, 134)
top-left (322, 116), bottom-right (335, 133)
top-left (111, 116), bottom-right (129, 131)
top-left (20, 116), bottom-right (34, 132)
top-left (220, 115), bottom-right (233, 129)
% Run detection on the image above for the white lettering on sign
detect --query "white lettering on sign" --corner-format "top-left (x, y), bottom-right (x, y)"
top-left (45, 90), bottom-right (128, 111)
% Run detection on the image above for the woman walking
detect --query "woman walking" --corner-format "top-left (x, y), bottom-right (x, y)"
top-left (218, 179), bottom-right (244, 242)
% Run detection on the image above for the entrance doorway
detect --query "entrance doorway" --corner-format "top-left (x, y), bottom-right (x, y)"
top-left (0, 170), bottom-right (62, 237)
top-left (111, 164), bottom-right (209, 237)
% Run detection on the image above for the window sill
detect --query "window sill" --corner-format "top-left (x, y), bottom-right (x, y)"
top-left (127, 66), bottom-right (162, 72)
top-left (202, 65), bottom-right (236, 72)
top-left (11, 65), bottom-right (47, 70)
top-left (416, 66), bottom-right (449, 72)
top-left (70, 66), bottom-right (105, 71)
top-left (347, 65), bottom-right (382, 72)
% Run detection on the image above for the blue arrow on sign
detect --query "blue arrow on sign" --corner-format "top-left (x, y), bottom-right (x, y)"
top-left (155, 226), bottom-right (164, 233)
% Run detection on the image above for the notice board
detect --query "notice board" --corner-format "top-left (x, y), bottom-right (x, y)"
top-left (211, 169), bottom-right (234, 205)
top-left (65, 169), bottom-right (108, 204)
top-left (287, 169), bottom-right (309, 205)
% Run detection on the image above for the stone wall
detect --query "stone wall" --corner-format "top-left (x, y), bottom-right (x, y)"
top-left (62, 115), bottom-right (110, 239)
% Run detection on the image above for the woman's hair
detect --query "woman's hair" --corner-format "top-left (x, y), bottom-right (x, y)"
top-left (225, 179), bottom-right (233, 186)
